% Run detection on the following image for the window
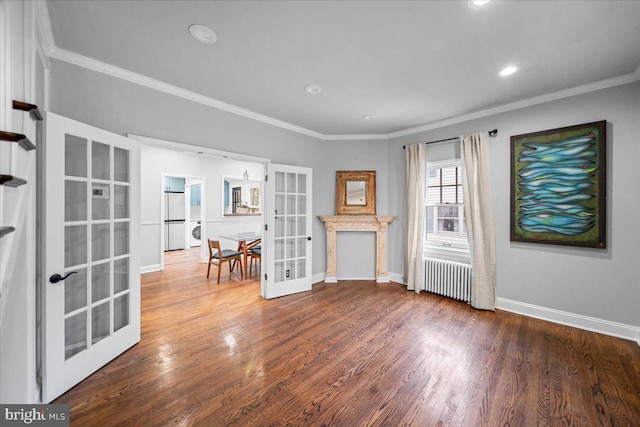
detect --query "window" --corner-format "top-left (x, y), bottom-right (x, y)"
top-left (425, 160), bottom-right (468, 250)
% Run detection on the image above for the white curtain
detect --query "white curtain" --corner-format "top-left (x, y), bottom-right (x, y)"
top-left (461, 133), bottom-right (496, 310)
top-left (404, 143), bottom-right (426, 293)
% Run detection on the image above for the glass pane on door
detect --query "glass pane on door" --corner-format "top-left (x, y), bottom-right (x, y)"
top-left (65, 225), bottom-right (87, 268)
top-left (296, 237), bottom-right (307, 257)
top-left (65, 135), bottom-right (87, 177)
top-left (297, 174), bottom-right (306, 194)
top-left (114, 147), bottom-right (129, 182)
top-left (114, 185), bottom-right (129, 219)
top-left (114, 223), bottom-right (129, 256)
top-left (92, 224), bottom-right (110, 261)
top-left (91, 302), bottom-right (110, 344)
top-left (296, 259), bottom-right (306, 279)
top-left (91, 262), bottom-right (110, 303)
top-left (297, 195), bottom-right (306, 215)
top-left (114, 258), bottom-right (129, 293)
top-left (274, 239), bottom-right (284, 261)
top-left (65, 181), bottom-right (87, 222)
top-left (114, 294), bottom-right (129, 332)
top-left (275, 172), bottom-right (285, 193)
top-left (65, 312), bottom-right (87, 360)
top-left (65, 268), bottom-right (88, 314)
top-left (92, 183), bottom-right (110, 220)
top-left (92, 141), bottom-right (110, 180)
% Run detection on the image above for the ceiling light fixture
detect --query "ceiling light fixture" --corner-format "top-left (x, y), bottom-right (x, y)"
top-left (188, 24), bottom-right (217, 44)
top-left (499, 65), bottom-right (519, 77)
top-left (304, 85), bottom-right (322, 95)
top-left (467, 0), bottom-right (490, 9)
top-left (362, 115), bottom-right (377, 121)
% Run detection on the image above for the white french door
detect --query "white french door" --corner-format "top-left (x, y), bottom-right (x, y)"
top-left (42, 113), bottom-right (140, 402)
top-left (262, 163), bottom-right (313, 299)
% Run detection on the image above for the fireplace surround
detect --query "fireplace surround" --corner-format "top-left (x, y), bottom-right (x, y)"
top-left (318, 215), bottom-right (396, 283)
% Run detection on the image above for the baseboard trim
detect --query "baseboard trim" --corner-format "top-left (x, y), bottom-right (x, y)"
top-left (141, 264), bottom-right (161, 274)
top-left (312, 273), bottom-right (326, 284)
top-left (311, 273), bottom-right (386, 284)
top-left (388, 272), bottom-right (404, 284)
top-left (337, 276), bottom-right (377, 281)
top-left (497, 297), bottom-right (640, 346)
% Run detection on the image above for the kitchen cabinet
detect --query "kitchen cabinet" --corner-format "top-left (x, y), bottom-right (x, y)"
top-left (164, 176), bottom-right (185, 193)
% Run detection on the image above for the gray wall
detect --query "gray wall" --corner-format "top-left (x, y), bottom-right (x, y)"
top-left (50, 59), bottom-right (389, 279)
top-left (388, 81), bottom-right (640, 327)
top-left (50, 59), bottom-right (640, 330)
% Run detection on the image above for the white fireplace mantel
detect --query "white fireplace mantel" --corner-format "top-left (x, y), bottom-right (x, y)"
top-left (318, 215), bottom-right (396, 283)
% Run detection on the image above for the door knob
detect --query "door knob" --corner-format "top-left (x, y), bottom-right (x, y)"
top-left (50, 271), bottom-right (78, 284)
top-left (307, 236), bottom-right (312, 241)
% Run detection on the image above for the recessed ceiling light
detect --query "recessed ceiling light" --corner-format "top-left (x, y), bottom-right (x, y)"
top-left (362, 115), bottom-right (377, 121)
top-left (499, 65), bottom-right (519, 77)
top-left (304, 85), bottom-right (322, 95)
top-left (467, 0), bottom-right (490, 9)
top-left (188, 24), bottom-right (217, 44)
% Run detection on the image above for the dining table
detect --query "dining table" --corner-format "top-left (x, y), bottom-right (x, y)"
top-left (220, 232), bottom-right (262, 279)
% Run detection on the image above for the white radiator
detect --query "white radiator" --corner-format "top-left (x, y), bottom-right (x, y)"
top-left (424, 258), bottom-right (472, 302)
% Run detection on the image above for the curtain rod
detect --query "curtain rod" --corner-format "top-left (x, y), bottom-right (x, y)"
top-left (402, 129), bottom-right (498, 149)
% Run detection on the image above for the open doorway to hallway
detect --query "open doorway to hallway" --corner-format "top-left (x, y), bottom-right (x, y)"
top-left (162, 174), bottom-right (204, 263)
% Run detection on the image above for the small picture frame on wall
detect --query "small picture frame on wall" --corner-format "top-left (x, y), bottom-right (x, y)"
top-left (336, 171), bottom-right (376, 215)
top-left (510, 120), bottom-right (606, 248)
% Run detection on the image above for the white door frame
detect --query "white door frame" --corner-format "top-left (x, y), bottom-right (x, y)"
top-left (159, 173), bottom-right (207, 270)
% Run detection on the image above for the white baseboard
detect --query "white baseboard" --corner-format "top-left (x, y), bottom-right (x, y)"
top-left (497, 297), bottom-right (640, 346)
top-left (311, 273), bottom-right (386, 284)
top-left (388, 272), bottom-right (404, 284)
top-left (337, 276), bottom-right (376, 281)
top-left (312, 272), bottom-right (326, 284)
top-left (141, 264), bottom-right (161, 274)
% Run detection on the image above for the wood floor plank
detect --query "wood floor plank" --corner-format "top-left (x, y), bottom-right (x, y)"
top-left (53, 248), bottom-right (640, 426)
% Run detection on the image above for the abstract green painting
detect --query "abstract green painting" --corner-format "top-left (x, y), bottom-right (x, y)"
top-left (510, 121), bottom-right (606, 248)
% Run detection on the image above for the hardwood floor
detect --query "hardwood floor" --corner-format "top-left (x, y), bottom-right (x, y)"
top-left (54, 248), bottom-right (640, 426)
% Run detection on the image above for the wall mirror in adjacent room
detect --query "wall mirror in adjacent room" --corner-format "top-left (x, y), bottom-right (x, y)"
top-left (222, 177), bottom-right (262, 216)
top-left (336, 170), bottom-right (376, 215)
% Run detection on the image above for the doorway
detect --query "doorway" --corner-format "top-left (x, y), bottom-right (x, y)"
top-left (161, 173), bottom-right (206, 269)
top-left (129, 133), bottom-right (269, 275)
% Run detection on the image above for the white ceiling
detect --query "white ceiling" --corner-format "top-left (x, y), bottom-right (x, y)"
top-left (46, 0), bottom-right (640, 138)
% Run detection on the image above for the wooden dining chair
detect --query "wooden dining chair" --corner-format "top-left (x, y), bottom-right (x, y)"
top-left (207, 239), bottom-right (244, 284)
top-left (249, 246), bottom-right (261, 277)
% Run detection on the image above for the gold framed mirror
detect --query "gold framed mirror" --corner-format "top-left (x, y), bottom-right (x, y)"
top-left (336, 171), bottom-right (376, 215)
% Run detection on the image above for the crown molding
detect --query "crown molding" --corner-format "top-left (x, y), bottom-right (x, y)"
top-left (320, 133), bottom-right (389, 141)
top-left (45, 43), bottom-right (640, 142)
top-left (387, 71), bottom-right (640, 139)
top-left (49, 46), bottom-right (392, 142)
top-left (48, 46), bottom-right (331, 140)
top-left (34, 0), bottom-right (54, 58)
